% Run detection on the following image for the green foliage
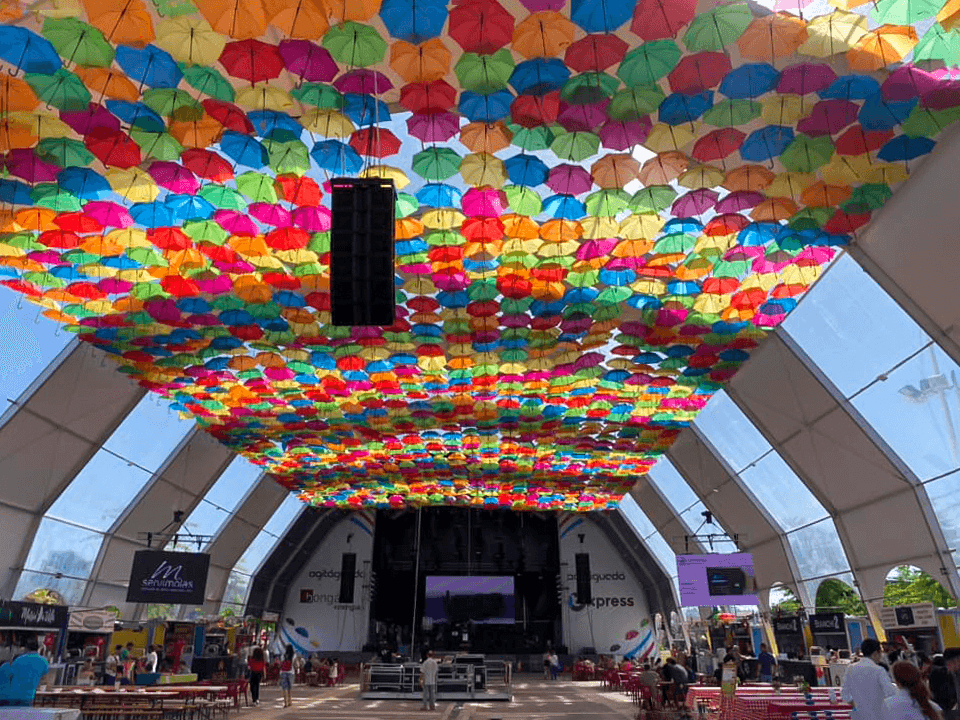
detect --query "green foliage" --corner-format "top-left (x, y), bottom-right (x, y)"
top-left (22, 588), bottom-right (65, 605)
top-left (771, 587), bottom-right (802, 615)
top-left (144, 604), bottom-right (176, 620)
top-left (815, 579), bottom-right (867, 616)
top-left (883, 565), bottom-right (958, 609)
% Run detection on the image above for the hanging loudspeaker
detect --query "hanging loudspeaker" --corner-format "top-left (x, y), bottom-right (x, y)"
top-left (339, 552), bottom-right (357, 604)
top-left (575, 553), bottom-right (592, 605)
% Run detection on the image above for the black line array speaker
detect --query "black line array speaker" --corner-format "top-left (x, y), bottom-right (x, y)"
top-left (330, 177), bottom-right (396, 326)
top-left (575, 553), bottom-right (592, 605)
top-left (339, 552), bottom-right (357, 604)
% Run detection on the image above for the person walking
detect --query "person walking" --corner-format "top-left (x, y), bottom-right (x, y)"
top-left (843, 638), bottom-right (896, 720)
top-left (549, 652), bottom-right (560, 681)
top-left (280, 645), bottom-right (295, 708)
top-left (883, 661), bottom-right (943, 720)
top-left (247, 647), bottom-right (265, 707)
top-left (757, 643), bottom-right (778, 683)
top-left (420, 650), bottom-right (439, 711)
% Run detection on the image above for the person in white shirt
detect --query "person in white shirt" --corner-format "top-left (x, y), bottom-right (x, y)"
top-left (883, 660), bottom-right (943, 720)
top-left (843, 638), bottom-right (897, 720)
top-left (145, 645), bottom-right (158, 674)
top-left (420, 650), bottom-right (439, 711)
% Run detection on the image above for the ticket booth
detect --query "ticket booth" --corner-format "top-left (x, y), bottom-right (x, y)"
top-left (880, 603), bottom-right (942, 655)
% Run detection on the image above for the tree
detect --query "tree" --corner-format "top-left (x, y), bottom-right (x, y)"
top-left (883, 566), bottom-right (957, 609)
top-left (770, 587), bottom-right (802, 615)
top-left (815, 579), bottom-right (867, 616)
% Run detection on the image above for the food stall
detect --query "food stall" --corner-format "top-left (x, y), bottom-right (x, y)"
top-left (772, 616), bottom-right (816, 685)
top-left (808, 612), bottom-right (850, 652)
top-left (880, 602), bottom-right (942, 655)
top-left (62, 608), bottom-right (117, 684)
top-left (0, 600), bottom-right (69, 681)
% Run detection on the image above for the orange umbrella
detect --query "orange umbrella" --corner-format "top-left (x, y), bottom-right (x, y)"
top-left (938, 0), bottom-right (960, 30)
top-left (0, 119), bottom-right (37, 151)
top-left (540, 219), bottom-right (582, 242)
top-left (638, 152), bottom-right (689, 185)
top-left (513, 11), bottom-right (577, 59)
top-left (502, 214), bottom-right (540, 239)
top-left (390, 39), bottom-right (451, 83)
top-left (169, 115), bottom-right (225, 147)
top-left (267, 0), bottom-right (329, 38)
top-left (458, 121), bottom-right (513, 153)
top-left (195, 0), bottom-right (269, 39)
top-left (74, 67), bottom-right (140, 103)
top-left (847, 25), bottom-right (917, 71)
top-left (799, 181), bottom-right (852, 207)
top-left (0, 76), bottom-right (38, 113)
top-left (723, 164), bottom-right (775, 192)
top-left (15, 208), bottom-right (58, 231)
top-left (590, 153), bottom-right (640, 189)
top-left (751, 197), bottom-right (798, 221)
top-left (737, 13), bottom-right (808, 62)
top-left (83, 0), bottom-right (155, 46)
top-left (320, 0), bottom-right (382, 22)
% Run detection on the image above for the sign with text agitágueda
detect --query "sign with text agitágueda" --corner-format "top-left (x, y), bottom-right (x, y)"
top-left (126, 550), bottom-right (210, 604)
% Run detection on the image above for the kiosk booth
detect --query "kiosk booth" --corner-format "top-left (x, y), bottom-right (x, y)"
top-left (809, 613), bottom-right (850, 652)
top-left (880, 602), bottom-right (942, 655)
top-left (0, 601), bottom-right (69, 680)
top-left (772, 616), bottom-right (807, 659)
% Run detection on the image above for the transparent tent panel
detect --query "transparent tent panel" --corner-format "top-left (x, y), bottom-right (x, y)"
top-left (786, 518), bottom-right (851, 581)
top-left (922, 469), bottom-right (960, 569)
top-left (14, 569), bottom-right (87, 606)
top-left (14, 517), bottom-right (103, 603)
top-left (618, 493), bottom-right (678, 583)
top-left (176, 457), bottom-right (262, 541)
top-left (102, 395), bottom-right (194, 472)
top-left (46, 452), bottom-right (153, 531)
top-left (691, 391), bottom-right (772, 474)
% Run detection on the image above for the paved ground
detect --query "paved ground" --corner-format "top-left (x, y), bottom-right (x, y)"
top-left (245, 677), bottom-right (640, 720)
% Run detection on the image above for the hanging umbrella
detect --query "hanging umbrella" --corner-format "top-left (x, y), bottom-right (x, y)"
top-left (739, 126), bottom-right (795, 163)
top-left (659, 92), bottom-right (713, 125)
top-left (678, 164), bottom-right (724, 188)
top-left (154, 15), bottom-right (224, 66)
top-left (599, 117), bottom-right (652, 150)
top-left (181, 148), bottom-right (234, 181)
top-left (551, 129), bottom-right (601, 161)
top-left (683, 3), bottom-right (752, 51)
top-left (779, 133), bottom-right (835, 172)
top-left (505, 154), bottom-right (549, 186)
top-left (41, 17), bottom-right (114, 67)
top-left (510, 58), bottom-right (570, 96)
top-left (4, 149), bottom-right (60, 182)
top-left (558, 101), bottom-right (608, 132)
top-left (797, 99), bottom-right (859, 136)
top-left (877, 135), bottom-right (936, 160)
top-left (565, 34), bottom-right (628, 72)
top-left (645, 122), bottom-right (696, 150)
top-left (737, 13), bottom-right (808, 62)
top-left (202, 99), bottom-right (253, 133)
top-left (25, 69), bottom-right (91, 111)
top-left (60, 103), bottom-right (121, 135)
top-left (511, 92), bottom-right (560, 127)
top-left (723, 164), bottom-right (775, 192)
top-left (412, 146), bottom-right (462, 181)
top-left (399, 79), bottom-right (457, 114)
top-left (219, 39), bottom-right (284, 84)
top-left (617, 40), bottom-right (682, 87)
top-left (571, 0), bottom-right (633, 32)
top-left (668, 51), bottom-right (732, 94)
top-left (547, 164), bottom-right (593, 194)
top-left (265, 137), bottom-right (311, 175)
top-left (848, 25), bottom-right (918, 71)
top-left (448, 0), bottom-right (515, 54)
top-left (277, 40), bottom-right (338, 82)
top-left (799, 10), bottom-right (868, 57)
top-left (115, 44), bottom-right (182, 89)
top-left (455, 50), bottom-right (515, 94)
top-left (459, 121), bottom-right (513, 153)
top-left (638, 152), bottom-right (689, 186)
top-left (389, 38), bottom-right (451, 83)
top-left (142, 88), bottom-right (203, 119)
top-left (590, 153), bottom-right (640, 189)
top-left (106, 167), bottom-right (159, 202)
top-left (349, 127), bottom-right (402, 158)
top-left (380, 0), bottom-right (448, 42)
top-left (309, 140), bottom-right (363, 173)
top-left (219, 131), bottom-right (268, 167)
top-left (130, 128), bottom-right (183, 162)
top-left (302, 108), bottom-right (355, 138)
top-left (872, 0), bottom-right (940, 25)
top-left (882, 66), bottom-right (940, 103)
top-left (148, 160), bottom-right (200, 194)
top-left (36, 137), bottom-right (96, 167)
top-left (777, 62), bottom-right (837, 95)
top-left (835, 126), bottom-right (893, 155)
top-left (459, 90), bottom-right (513, 122)
top-left (718, 63), bottom-right (780, 99)
top-left (508, 123), bottom-right (555, 150)
top-left (85, 127), bottom-right (141, 168)
top-left (513, 10), bottom-right (577, 58)
top-left (672, 189), bottom-right (719, 216)
top-left (104, 100), bottom-right (164, 131)
top-left (182, 66), bottom-right (235, 103)
top-left (334, 69), bottom-right (394, 95)
top-left (608, 86), bottom-right (666, 121)
top-left (236, 171), bottom-right (278, 202)
top-left (631, 0), bottom-right (698, 41)
top-left (692, 128), bottom-right (745, 161)
top-left (322, 21), bottom-right (387, 67)
top-left (0, 26), bottom-right (62, 74)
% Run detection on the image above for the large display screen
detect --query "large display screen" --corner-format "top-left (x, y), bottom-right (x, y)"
top-left (424, 576), bottom-right (515, 625)
top-left (676, 553), bottom-right (758, 606)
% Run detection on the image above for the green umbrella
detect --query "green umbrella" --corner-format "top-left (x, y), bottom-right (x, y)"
top-left (779, 133), bottom-right (834, 172)
top-left (508, 124), bottom-right (555, 151)
top-left (455, 49), bottom-right (514, 94)
top-left (24, 270), bottom-right (66, 288)
top-left (211, 295), bottom-right (246, 311)
top-left (321, 21), bottom-right (386, 67)
top-left (412, 147), bottom-right (462, 181)
top-left (35, 137), bottom-right (95, 167)
top-left (41, 17), bottom-right (114, 67)
top-left (30, 184), bottom-right (82, 211)
top-left (629, 185), bottom-right (676, 213)
top-left (181, 64), bottom-right (235, 102)
top-left (183, 219), bottom-right (230, 244)
top-left (551, 129), bottom-right (600, 161)
top-left (291, 82), bottom-right (344, 108)
top-left (395, 192), bottom-right (418, 218)
top-left (130, 128), bottom-right (183, 162)
top-left (585, 188), bottom-right (630, 216)
top-left (653, 233), bottom-right (696, 253)
top-left (901, 105), bottom-right (960, 137)
top-left (263, 138), bottom-right (311, 175)
top-left (597, 287), bottom-right (632, 304)
top-left (608, 85), bottom-right (666, 121)
top-left (682, 2), bottom-right (752, 51)
top-left (142, 88), bottom-right (203, 120)
top-left (292, 262), bottom-right (323, 277)
top-left (2, 233), bottom-right (42, 250)
top-left (617, 40), bottom-right (681, 87)
top-left (504, 185), bottom-right (543, 215)
top-left (25, 69), bottom-right (91, 111)
top-left (61, 303), bottom-right (98, 318)
top-left (127, 247), bottom-right (168, 266)
top-left (567, 268), bottom-right (600, 286)
top-left (560, 72), bottom-right (620, 104)
top-left (702, 99), bottom-right (762, 127)
top-left (711, 259), bottom-right (750, 277)
top-left (467, 278), bottom-right (498, 300)
top-left (425, 230), bottom-right (464, 246)
top-left (198, 185), bottom-right (247, 211)
top-left (841, 183), bottom-right (892, 214)
top-left (787, 207), bottom-right (832, 231)
top-left (236, 171), bottom-right (278, 202)
top-left (872, 0), bottom-right (940, 24)
top-left (913, 24), bottom-right (960, 64)
top-left (308, 232), bottom-right (330, 252)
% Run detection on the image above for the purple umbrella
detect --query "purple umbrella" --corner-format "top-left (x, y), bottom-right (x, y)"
top-left (148, 161), bottom-right (199, 194)
top-left (558, 100), bottom-right (608, 132)
top-left (60, 104), bottom-right (121, 136)
top-left (599, 118), bottom-right (651, 150)
top-left (248, 202), bottom-right (292, 227)
top-left (715, 190), bottom-right (764, 214)
top-left (671, 188), bottom-right (718, 216)
top-left (278, 39), bottom-right (338, 82)
top-left (547, 164), bottom-right (593, 194)
top-left (214, 209), bottom-right (259, 236)
top-left (145, 298), bottom-right (181, 324)
top-left (84, 200), bottom-right (133, 228)
top-left (519, 0), bottom-right (564, 9)
top-left (882, 65), bottom-right (939, 102)
top-left (333, 69), bottom-right (393, 95)
top-left (776, 63), bottom-right (836, 95)
top-left (4, 149), bottom-right (60, 181)
top-left (797, 99), bottom-right (859, 136)
top-left (462, 187), bottom-right (506, 217)
top-left (292, 205), bottom-right (331, 232)
top-left (406, 111), bottom-right (460, 142)
top-left (922, 82), bottom-right (960, 110)
top-left (98, 278), bottom-right (133, 294)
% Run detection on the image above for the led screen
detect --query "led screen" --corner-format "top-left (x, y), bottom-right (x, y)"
top-left (424, 576), bottom-right (515, 625)
top-left (676, 553), bottom-right (758, 606)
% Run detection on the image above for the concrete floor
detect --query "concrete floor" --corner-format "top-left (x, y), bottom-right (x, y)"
top-left (244, 677), bottom-right (640, 720)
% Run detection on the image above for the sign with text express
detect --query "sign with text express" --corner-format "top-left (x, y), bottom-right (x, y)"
top-left (127, 550), bottom-right (210, 604)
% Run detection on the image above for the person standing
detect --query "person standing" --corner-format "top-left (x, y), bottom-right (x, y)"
top-left (549, 652), bottom-right (560, 681)
top-left (883, 661), bottom-right (943, 720)
top-left (103, 646), bottom-right (120, 686)
top-left (757, 643), bottom-right (778, 683)
top-left (420, 650), bottom-right (439, 711)
top-left (0, 637), bottom-right (49, 706)
top-left (843, 638), bottom-right (896, 720)
top-left (247, 647), bottom-right (265, 707)
top-left (144, 645), bottom-right (158, 674)
top-left (279, 645), bottom-right (295, 708)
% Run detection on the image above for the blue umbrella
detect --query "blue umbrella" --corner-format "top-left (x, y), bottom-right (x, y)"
top-left (219, 309), bottom-right (254, 325)
top-left (458, 90), bottom-right (513, 122)
top-left (659, 91), bottom-right (713, 125)
top-left (177, 297), bottom-right (211, 313)
top-left (877, 135), bottom-right (936, 161)
top-left (101, 255), bottom-right (140, 269)
top-left (248, 110), bottom-right (303, 138)
top-left (219, 131), bottom-right (268, 168)
top-left (105, 100), bottom-right (165, 132)
top-left (571, 0), bottom-right (634, 32)
top-left (663, 218), bottom-right (703, 233)
top-left (819, 75), bottom-right (880, 100)
top-left (211, 336), bottom-right (244, 350)
top-left (599, 267), bottom-right (636, 285)
top-left (504, 154), bottom-right (549, 186)
top-left (543, 194), bottom-right (587, 219)
top-left (738, 222), bottom-right (779, 246)
top-left (163, 194), bottom-right (215, 221)
top-left (341, 94), bottom-right (391, 126)
top-left (509, 59), bottom-right (570, 96)
top-left (667, 280), bottom-right (700, 295)
top-left (50, 265), bottom-right (87, 281)
top-left (859, 94), bottom-right (917, 130)
top-left (129, 201), bottom-right (174, 228)
top-left (0, 179), bottom-right (34, 206)
top-left (0, 27), bottom-right (61, 74)
top-left (739, 125), bottom-right (795, 162)
top-left (416, 183), bottom-right (463, 207)
top-left (310, 140), bottom-right (363, 173)
top-left (718, 63), bottom-right (780, 99)
top-left (115, 44), bottom-right (182, 89)
top-left (274, 290), bottom-right (306, 307)
top-left (379, 0), bottom-right (448, 42)
top-left (56, 167), bottom-right (112, 200)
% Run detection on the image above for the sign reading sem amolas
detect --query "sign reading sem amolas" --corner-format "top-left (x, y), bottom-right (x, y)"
top-left (126, 550), bottom-right (210, 605)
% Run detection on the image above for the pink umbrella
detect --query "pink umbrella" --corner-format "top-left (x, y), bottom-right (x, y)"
top-left (882, 65), bottom-right (939, 102)
top-left (752, 256), bottom-right (790, 273)
top-left (406, 111), bottom-right (460, 142)
top-left (60, 104), bottom-right (121, 136)
top-left (547, 164), bottom-right (593, 194)
top-left (265, 366), bottom-right (296, 381)
top-left (248, 202), bottom-right (292, 227)
top-left (196, 274), bottom-right (236, 294)
top-left (558, 101), bottom-right (608, 132)
top-left (28, 250), bottom-right (62, 263)
top-left (278, 39), bottom-right (338, 81)
top-left (724, 246), bottom-right (763, 261)
top-left (292, 205), bottom-right (331, 232)
top-left (462, 187), bottom-right (506, 217)
top-left (333, 69), bottom-right (393, 95)
top-left (148, 161), bottom-right (199, 194)
top-left (577, 238), bottom-right (617, 260)
top-left (795, 246), bottom-right (835, 263)
top-left (519, 0), bottom-right (564, 9)
top-left (599, 118), bottom-right (651, 150)
top-left (4, 149), bottom-right (60, 181)
top-left (98, 278), bottom-right (133, 294)
top-left (797, 99), bottom-right (859, 136)
top-left (187, 313), bottom-right (223, 325)
top-left (671, 188), bottom-right (718, 216)
top-left (214, 260), bottom-right (256, 274)
top-left (715, 191), bottom-right (764, 214)
top-left (214, 209), bottom-right (259, 235)
top-left (83, 201), bottom-right (133, 228)
top-left (776, 63), bottom-right (836, 95)
top-left (772, 0), bottom-right (816, 10)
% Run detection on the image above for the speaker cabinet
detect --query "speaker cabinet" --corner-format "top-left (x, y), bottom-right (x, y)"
top-left (575, 553), bottom-right (591, 605)
top-left (330, 178), bottom-right (396, 326)
top-left (339, 552), bottom-right (357, 604)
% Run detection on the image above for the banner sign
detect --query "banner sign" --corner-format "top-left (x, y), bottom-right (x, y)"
top-left (0, 600), bottom-right (68, 629)
top-left (809, 613), bottom-right (846, 634)
top-left (880, 603), bottom-right (937, 630)
top-left (126, 550), bottom-right (210, 604)
top-left (773, 616), bottom-right (802, 634)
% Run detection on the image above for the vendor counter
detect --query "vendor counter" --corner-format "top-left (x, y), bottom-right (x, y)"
top-left (778, 659), bottom-right (817, 686)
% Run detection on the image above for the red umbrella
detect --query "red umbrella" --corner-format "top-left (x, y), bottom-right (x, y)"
top-left (399, 80), bottom-right (457, 114)
top-left (668, 52), bottom-right (732, 94)
top-left (39, 230), bottom-right (81, 248)
top-left (265, 227), bottom-right (310, 250)
top-left (65, 281), bottom-right (107, 300)
top-left (835, 127), bottom-right (893, 156)
top-left (149, 227), bottom-right (191, 250)
top-left (84, 127), bottom-right (141, 169)
top-left (631, 0), bottom-right (698, 41)
top-left (825, 209), bottom-right (870, 234)
top-left (449, 0), bottom-right (515, 53)
top-left (161, 275), bottom-right (201, 297)
top-left (219, 40), bottom-right (284, 84)
top-left (54, 212), bottom-right (103, 233)
top-left (181, 148), bottom-right (234, 181)
top-left (201, 99), bottom-right (254, 133)
top-left (692, 128), bottom-right (745, 162)
top-left (349, 128), bottom-right (402, 158)
top-left (705, 213), bottom-right (750, 236)
top-left (274, 174), bottom-right (322, 206)
top-left (510, 92), bottom-right (560, 127)
top-left (564, 34), bottom-right (628, 72)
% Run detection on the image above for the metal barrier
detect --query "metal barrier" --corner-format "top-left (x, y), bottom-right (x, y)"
top-left (360, 659), bottom-right (511, 700)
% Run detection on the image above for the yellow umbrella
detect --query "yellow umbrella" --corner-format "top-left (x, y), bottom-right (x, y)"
top-left (235, 84), bottom-right (296, 112)
top-left (848, 25), bottom-right (918, 71)
top-left (678, 165), bottom-right (725, 189)
top-left (819, 154), bottom-right (872, 185)
top-left (459, 153), bottom-right (507, 188)
top-left (301, 108), bottom-right (355, 137)
top-left (620, 214), bottom-right (665, 240)
top-left (35, 0), bottom-right (83, 18)
top-left (799, 9), bottom-right (868, 57)
top-left (155, 16), bottom-right (226, 65)
top-left (421, 209), bottom-right (464, 229)
top-left (938, 0), bottom-right (960, 30)
top-left (360, 165), bottom-right (410, 190)
top-left (105, 168), bottom-right (160, 202)
top-left (761, 95), bottom-right (809, 124)
top-left (580, 215), bottom-right (620, 239)
top-left (645, 123), bottom-right (697, 151)
top-left (767, 172), bottom-right (816, 199)
top-left (6, 111), bottom-right (72, 138)
top-left (866, 163), bottom-right (910, 184)
top-left (389, 39), bottom-right (451, 83)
